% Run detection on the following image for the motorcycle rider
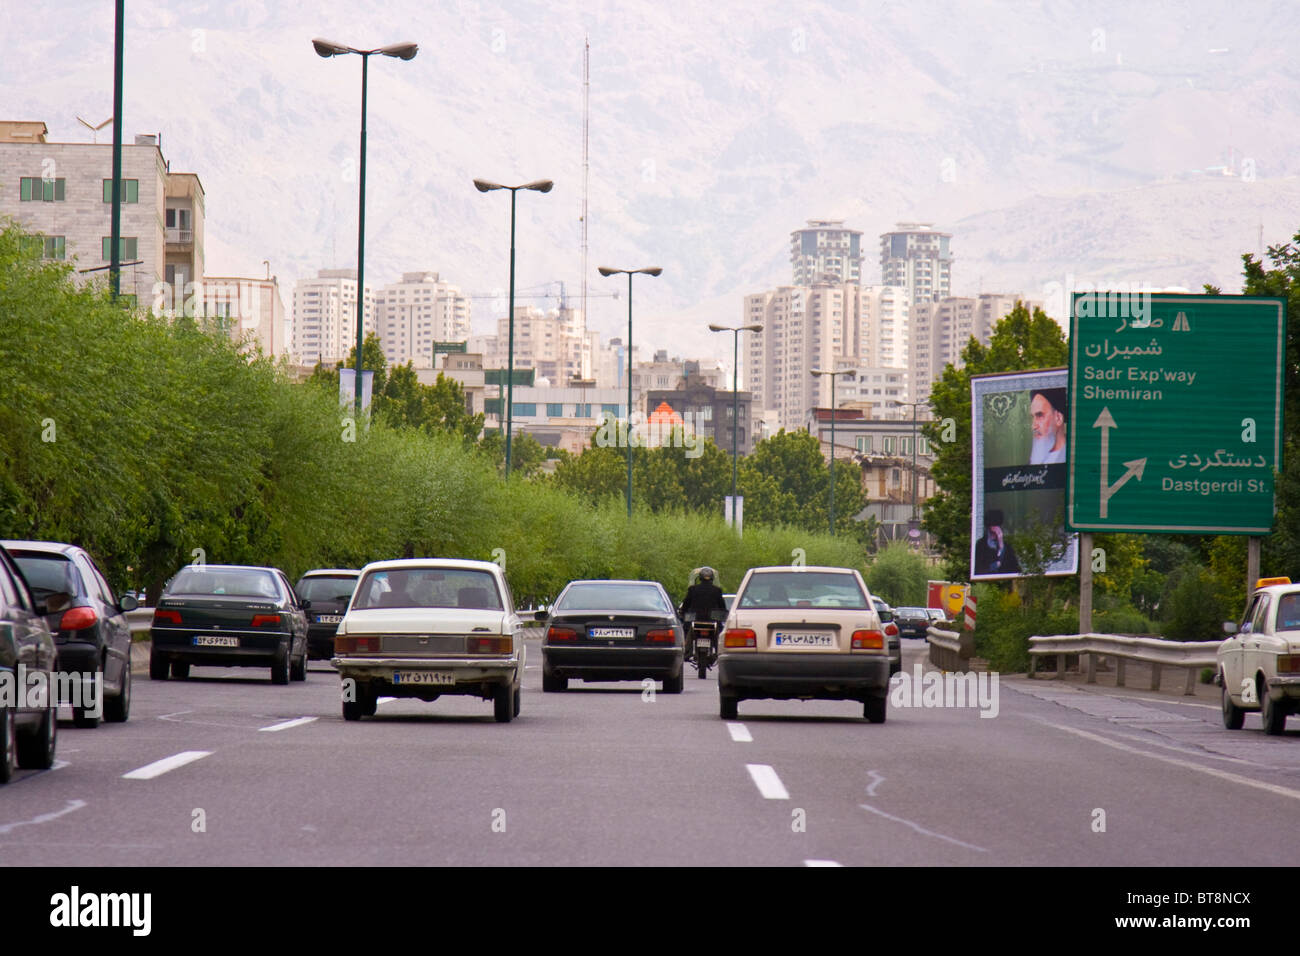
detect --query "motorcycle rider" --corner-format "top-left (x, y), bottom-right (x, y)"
top-left (678, 567), bottom-right (727, 661)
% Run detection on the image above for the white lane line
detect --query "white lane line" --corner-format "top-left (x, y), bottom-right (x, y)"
top-left (258, 716), bottom-right (317, 733)
top-left (0, 799), bottom-right (87, 835)
top-left (727, 722), bottom-right (752, 742)
top-left (122, 751), bottom-right (212, 780)
top-left (1036, 719), bottom-right (1300, 802)
top-left (859, 803), bottom-right (988, 852)
top-left (804, 859), bottom-right (843, 867)
top-left (746, 763), bottom-right (790, 799)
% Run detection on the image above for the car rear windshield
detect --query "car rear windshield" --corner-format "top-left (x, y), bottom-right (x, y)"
top-left (10, 552), bottom-right (82, 601)
top-left (737, 571), bottom-right (868, 609)
top-left (898, 607), bottom-right (930, 617)
top-left (296, 575), bottom-right (358, 602)
top-left (168, 567), bottom-right (281, 600)
top-left (352, 568), bottom-right (503, 611)
top-left (554, 583), bottom-right (671, 613)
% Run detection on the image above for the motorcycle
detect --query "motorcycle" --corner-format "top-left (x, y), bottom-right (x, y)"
top-left (686, 609), bottom-right (727, 679)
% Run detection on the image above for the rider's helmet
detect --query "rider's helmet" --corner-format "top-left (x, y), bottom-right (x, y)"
top-left (698, 567), bottom-right (716, 583)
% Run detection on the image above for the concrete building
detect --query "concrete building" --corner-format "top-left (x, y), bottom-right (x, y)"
top-left (485, 383), bottom-right (627, 455)
top-left (646, 369), bottom-right (758, 456)
top-left (909, 293), bottom-right (1034, 403)
top-left (374, 271), bottom-right (470, 369)
top-left (471, 304), bottom-right (593, 386)
top-left (292, 269), bottom-right (376, 367)
top-left (202, 276), bottom-right (288, 359)
top-left (879, 222), bottom-right (952, 306)
top-left (860, 284), bottom-right (910, 370)
top-left (0, 120), bottom-right (204, 309)
top-left (417, 351), bottom-right (487, 419)
top-left (791, 219), bottom-right (863, 285)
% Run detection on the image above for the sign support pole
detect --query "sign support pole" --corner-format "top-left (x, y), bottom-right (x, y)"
top-left (1247, 536), bottom-right (1261, 600)
top-left (1079, 532), bottom-right (1093, 635)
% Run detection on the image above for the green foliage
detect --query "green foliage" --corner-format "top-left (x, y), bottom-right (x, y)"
top-left (1092, 606), bottom-right (1155, 635)
top-left (1161, 565), bottom-right (1229, 641)
top-left (865, 542), bottom-right (928, 606)
top-left (971, 583), bottom-right (1077, 672)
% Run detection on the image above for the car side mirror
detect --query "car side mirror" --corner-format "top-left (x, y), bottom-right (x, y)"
top-left (119, 594), bottom-right (139, 612)
top-left (879, 610), bottom-right (894, 623)
top-left (1223, 621), bottom-right (1239, 635)
top-left (300, 599), bottom-right (312, 610)
top-left (535, 608), bottom-right (549, 624)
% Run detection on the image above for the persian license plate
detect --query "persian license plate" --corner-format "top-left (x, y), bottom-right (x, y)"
top-left (773, 631), bottom-right (835, 647)
top-left (696, 639), bottom-right (712, 653)
top-left (316, 614), bottom-right (342, 624)
top-left (193, 635), bottom-right (239, 647)
top-left (588, 626), bottom-right (635, 639)
top-left (392, 671), bottom-right (455, 685)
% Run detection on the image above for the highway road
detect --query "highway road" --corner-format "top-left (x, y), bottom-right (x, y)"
top-left (1, 639), bottom-right (1298, 867)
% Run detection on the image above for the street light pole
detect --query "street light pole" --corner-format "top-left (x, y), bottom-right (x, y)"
top-left (709, 322), bottom-right (763, 530)
top-left (474, 178), bottom-right (554, 477)
top-left (811, 368), bottom-right (856, 535)
top-left (599, 266), bottom-right (663, 517)
top-left (314, 38), bottom-right (419, 422)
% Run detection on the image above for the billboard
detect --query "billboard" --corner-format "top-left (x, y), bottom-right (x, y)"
top-left (970, 368), bottom-right (1079, 580)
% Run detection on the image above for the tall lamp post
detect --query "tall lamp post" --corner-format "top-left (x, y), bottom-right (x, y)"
top-left (598, 266), bottom-right (662, 517)
top-left (708, 322), bottom-right (763, 529)
top-left (313, 37), bottom-right (419, 421)
top-left (810, 368), bottom-right (856, 535)
top-left (474, 178), bottom-right (554, 477)
top-left (893, 399), bottom-right (926, 535)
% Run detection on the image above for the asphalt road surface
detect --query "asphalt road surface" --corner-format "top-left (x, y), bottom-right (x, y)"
top-left (2, 639), bottom-right (1298, 866)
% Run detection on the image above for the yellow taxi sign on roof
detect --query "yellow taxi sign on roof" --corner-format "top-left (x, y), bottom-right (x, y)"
top-left (1256, 576), bottom-right (1292, 589)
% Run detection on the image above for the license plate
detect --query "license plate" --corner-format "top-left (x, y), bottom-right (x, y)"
top-left (392, 671), bottom-right (455, 685)
top-left (316, 614), bottom-right (342, 624)
top-left (589, 627), bottom-right (635, 639)
top-left (773, 631), bottom-right (835, 647)
top-left (696, 640), bottom-right (712, 652)
top-left (193, 635), bottom-right (239, 647)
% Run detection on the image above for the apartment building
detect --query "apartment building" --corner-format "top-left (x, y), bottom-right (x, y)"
top-left (374, 271), bottom-right (470, 368)
top-left (645, 368), bottom-right (758, 456)
top-left (292, 269), bottom-right (376, 367)
top-left (202, 276), bottom-right (287, 359)
top-left (879, 222), bottom-right (953, 306)
top-left (471, 303), bottom-right (593, 385)
top-left (0, 120), bottom-right (203, 308)
top-left (860, 284), bottom-right (910, 370)
top-left (909, 293), bottom-right (1033, 402)
top-left (790, 219), bottom-right (863, 285)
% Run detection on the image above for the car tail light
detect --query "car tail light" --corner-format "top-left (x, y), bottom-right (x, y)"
top-left (251, 614), bottom-right (282, 627)
top-left (335, 635), bottom-right (380, 655)
top-left (1279, 655), bottom-right (1300, 674)
top-left (852, 629), bottom-right (884, 650)
top-left (646, 629), bottom-right (676, 643)
top-left (884, 622), bottom-right (899, 637)
top-left (467, 636), bottom-right (513, 654)
top-left (153, 609), bottom-right (181, 626)
top-left (546, 626), bottom-right (579, 642)
top-left (58, 606), bottom-right (99, 631)
top-left (724, 628), bottom-right (757, 648)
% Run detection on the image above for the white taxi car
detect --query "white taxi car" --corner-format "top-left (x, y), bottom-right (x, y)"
top-left (332, 559), bottom-right (525, 723)
top-left (1218, 576), bottom-right (1300, 735)
top-left (716, 565), bottom-right (889, 722)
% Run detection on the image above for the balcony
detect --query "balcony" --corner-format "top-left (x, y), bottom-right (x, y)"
top-left (166, 227), bottom-right (193, 246)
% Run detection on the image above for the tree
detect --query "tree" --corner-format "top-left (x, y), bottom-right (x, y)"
top-left (923, 302), bottom-right (1068, 578)
top-left (739, 429), bottom-right (869, 541)
top-left (866, 542), bottom-right (928, 606)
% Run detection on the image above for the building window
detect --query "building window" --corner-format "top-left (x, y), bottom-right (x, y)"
top-left (20, 177), bottom-right (65, 201)
top-left (511, 403), bottom-right (537, 417)
top-left (918, 437), bottom-right (929, 455)
top-left (546, 403), bottom-right (564, 418)
top-left (102, 179), bottom-right (140, 203)
top-left (19, 235), bottom-right (65, 259)
top-left (601, 403), bottom-right (622, 416)
top-left (856, 435), bottom-right (872, 453)
top-left (883, 437), bottom-right (895, 455)
top-left (101, 237), bottom-right (139, 260)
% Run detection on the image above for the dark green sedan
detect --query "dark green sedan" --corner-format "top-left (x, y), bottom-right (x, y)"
top-left (149, 565), bottom-right (309, 685)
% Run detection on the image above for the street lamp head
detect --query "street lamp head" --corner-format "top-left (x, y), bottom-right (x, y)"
top-left (378, 42), bottom-right (419, 59)
top-left (638, 267), bottom-right (663, 277)
top-left (312, 38), bottom-right (353, 57)
top-left (597, 266), bottom-right (620, 277)
top-left (523, 179), bottom-right (554, 193)
top-left (707, 324), bottom-right (727, 332)
top-left (743, 323), bottom-right (764, 332)
top-left (473, 178), bottom-right (503, 193)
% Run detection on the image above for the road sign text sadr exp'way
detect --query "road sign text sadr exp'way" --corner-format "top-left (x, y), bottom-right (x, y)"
top-left (1082, 365), bottom-right (1197, 383)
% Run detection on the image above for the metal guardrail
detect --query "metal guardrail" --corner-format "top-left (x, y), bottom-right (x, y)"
top-left (926, 626), bottom-right (973, 670)
top-left (127, 607), bottom-right (153, 637)
top-left (1028, 633), bottom-right (1221, 696)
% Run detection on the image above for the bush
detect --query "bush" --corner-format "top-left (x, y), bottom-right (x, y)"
top-left (972, 583), bottom-right (1078, 673)
top-left (865, 541), bottom-right (928, 606)
top-left (1162, 565), bottom-right (1230, 641)
top-left (1092, 606), bottom-right (1155, 636)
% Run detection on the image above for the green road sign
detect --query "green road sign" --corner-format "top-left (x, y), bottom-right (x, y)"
top-left (1068, 293), bottom-right (1286, 534)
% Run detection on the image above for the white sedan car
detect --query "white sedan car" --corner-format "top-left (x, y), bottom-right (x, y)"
top-left (1219, 577), bottom-right (1300, 735)
top-left (332, 559), bottom-right (526, 723)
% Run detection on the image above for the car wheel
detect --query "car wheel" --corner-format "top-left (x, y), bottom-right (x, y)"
top-left (1261, 683), bottom-right (1287, 735)
top-left (864, 696), bottom-right (887, 724)
top-left (513, 686), bottom-right (521, 718)
top-left (17, 698), bottom-right (57, 770)
top-left (291, 647), bottom-right (307, 682)
top-left (271, 654), bottom-right (290, 686)
top-left (149, 652), bottom-right (168, 681)
top-left (494, 685), bottom-right (514, 723)
top-left (105, 661), bottom-right (130, 723)
top-left (542, 672), bottom-right (567, 692)
top-left (72, 704), bottom-right (100, 729)
top-left (171, 661), bottom-right (190, 680)
top-left (662, 672), bottom-right (684, 694)
top-left (342, 697), bottom-right (364, 721)
top-left (720, 694), bottom-right (738, 720)
top-left (0, 708), bottom-right (15, 784)
top-left (363, 686), bottom-right (378, 717)
top-left (1221, 677), bottom-right (1245, 730)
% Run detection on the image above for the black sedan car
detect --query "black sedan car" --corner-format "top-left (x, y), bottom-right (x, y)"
top-left (894, 606), bottom-right (933, 639)
top-left (150, 565), bottom-right (309, 684)
top-left (0, 544), bottom-right (59, 782)
top-left (4, 540), bottom-right (136, 727)
top-left (540, 580), bottom-right (685, 693)
top-left (295, 569), bottom-right (360, 660)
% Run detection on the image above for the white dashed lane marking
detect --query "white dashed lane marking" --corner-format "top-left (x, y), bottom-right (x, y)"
top-left (122, 751), bottom-right (212, 780)
top-left (258, 716), bottom-right (317, 733)
top-left (746, 763), bottom-right (790, 800)
top-left (804, 859), bottom-right (843, 867)
top-left (726, 722), bottom-right (752, 742)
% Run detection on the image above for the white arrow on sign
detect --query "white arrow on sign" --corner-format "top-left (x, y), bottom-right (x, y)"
top-left (1094, 407), bottom-right (1147, 518)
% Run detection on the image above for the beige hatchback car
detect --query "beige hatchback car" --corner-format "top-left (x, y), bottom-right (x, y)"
top-left (716, 566), bottom-right (889, 722)
top-left (1219, 577), bottom-right (1300, 735)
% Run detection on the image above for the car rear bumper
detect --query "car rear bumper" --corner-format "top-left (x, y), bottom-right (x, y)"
top-left (331, 655), bottom-right (522, 695)
top-left (307, 626), bottom-right (339, 659)
top-left (544, 645), bottom-right (683, 680)
top-left (52, 641), bottom-right (102, 674)
top-left (718, 652), bottom-right (890, 700)
top-left (1266, 674), bottom-right (1300, 699)
top-left (151, 628), bottom-right (289, 667)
